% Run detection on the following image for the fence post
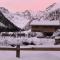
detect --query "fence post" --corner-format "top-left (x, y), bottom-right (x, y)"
top-left (16, 45), bottom-right (20, 58)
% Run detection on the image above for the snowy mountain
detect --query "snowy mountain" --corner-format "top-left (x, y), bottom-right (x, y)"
top-left (0, 3), bottom-right (60, 31)
top-left (0, 7), bottom-right (9, 13)
top-left (15, 10), bottom-right (32, 20)
top-left (46, 3), bottom-right (56, 12)
top-left (43, 3), bottom-right (60, 21)
top-left (15, 10), bottom-right (40, 30)
top-left (0, 7), bottom-right (41, 31)
top-left (0, 7), bottom-right (32, 30)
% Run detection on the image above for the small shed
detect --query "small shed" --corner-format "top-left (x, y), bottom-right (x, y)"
top-left (30, 20), bottom-right (60, 36)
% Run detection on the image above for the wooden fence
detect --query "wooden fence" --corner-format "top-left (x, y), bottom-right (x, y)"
top-left (0, 45), bottom-right (60, 58)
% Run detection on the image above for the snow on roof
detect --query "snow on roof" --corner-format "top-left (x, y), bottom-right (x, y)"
top-left (2, 12), bottom-right (30, 29)
top-left (30, 20), bottom-right (60, 26)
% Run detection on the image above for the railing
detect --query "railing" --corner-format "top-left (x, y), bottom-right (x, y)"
top-left (0, 45), bottom-right (60, 58)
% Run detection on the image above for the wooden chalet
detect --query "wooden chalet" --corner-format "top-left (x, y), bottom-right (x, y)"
top-left (30, 20), bottom-right (60, 36)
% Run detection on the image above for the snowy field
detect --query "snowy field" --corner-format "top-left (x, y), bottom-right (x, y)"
top-left (0, 37), bottom-right (59, 60)
top-left (0, 51), bottom-right (60, 60)
top-left (0, 36), bottom-right (55, 46)
top-left (0, 45), bottom-right (60, 60)
top-left (0, 33), bottom-right (59, 60)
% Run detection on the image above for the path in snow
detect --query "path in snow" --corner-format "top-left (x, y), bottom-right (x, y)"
top-left (0, 51), bottom-right (60, 60)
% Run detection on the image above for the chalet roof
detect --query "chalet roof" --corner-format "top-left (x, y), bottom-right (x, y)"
top-left (30, 20), bottom-right (60, 26)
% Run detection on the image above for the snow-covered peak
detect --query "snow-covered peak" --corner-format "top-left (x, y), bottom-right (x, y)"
top-left (36, 11), bottom-right (45, 19)
top-left (15, 12), bottom-right (22, 16)
top-left (46, 3), bottom-right (56, 11)
top-left (23, 10), bottom-right (31, 16)
top-left (15, 10), bottom-right (32, 20)
top-left (2, 11), bottom-right (30, 29)
top-left (11, 14), bottom-right (30, 29)
top-left (0, 7), bottom-right (9, 13)
top-left (46, 3), bottom-right (60, 12)
top-left (30, 10), bottom-right (37, 17)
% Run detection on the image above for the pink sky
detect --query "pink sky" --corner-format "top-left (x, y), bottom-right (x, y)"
top-left (0, 0), bottom-right (59, 12)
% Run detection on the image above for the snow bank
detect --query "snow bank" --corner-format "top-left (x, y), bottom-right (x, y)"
top-left (20, 51), bottom-right (60, 60)
top-left (0, 36), bottom-right (55, 46)
top-left (22, 37), bottom-right (55, 45)
top-left (0, 51), bottom-right (60, 60)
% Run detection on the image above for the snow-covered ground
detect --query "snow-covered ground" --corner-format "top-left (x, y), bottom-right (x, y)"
top-left (0, 51), bottom-right (60, 60)
top-left (0, 36), bottom-right (55, 46)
